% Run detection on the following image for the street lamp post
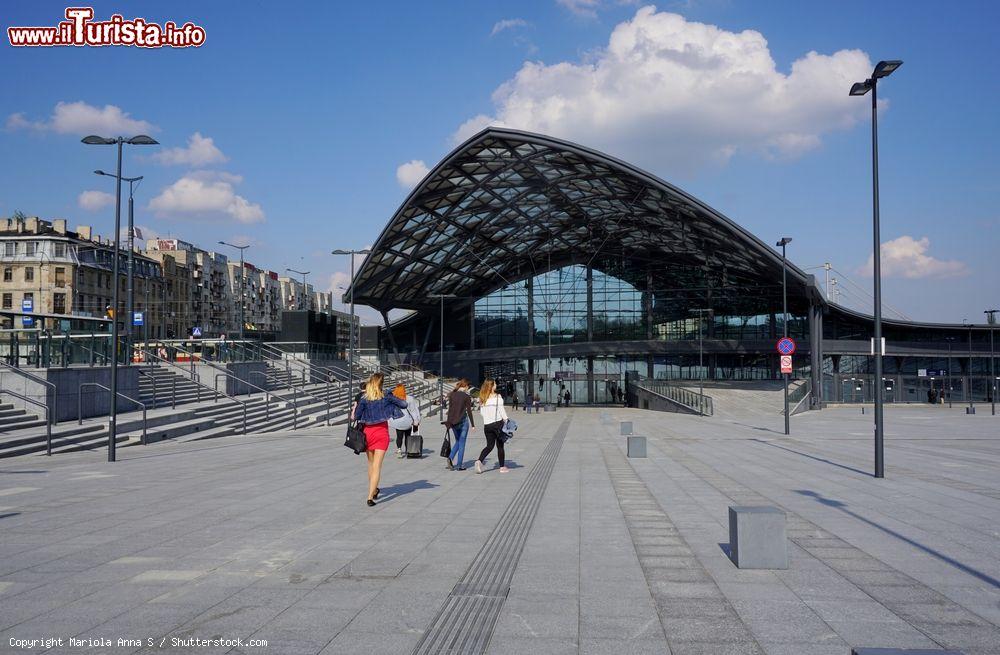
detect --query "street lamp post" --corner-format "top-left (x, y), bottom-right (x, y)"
top-left (987, 309), bottom-right (998, 416)
top-left (96, 171), bottom-right (142, 365)
top-left (776, 237), bottom-right (793, 435)
top-left (965, 319), bottom-right (975, 414)
top-left (690, 308), bottom-right (712, 416)
top-left (81, 134), bottom-right (158, 462)
top-left (945, 336), bottom-right (955, 408)
top-left (286, 268), bottom-right (310, 310)
top-left (218, 241), bottom-right (250, 342)
top-left (332, 249), bottom-right (371, 416)
top-left (851, 58), bottom-right (902, 478)
top-left (429, 293), bottom-right (457, 421)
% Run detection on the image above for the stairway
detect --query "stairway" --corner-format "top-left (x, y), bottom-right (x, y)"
top-left (0, 402), bottom-right (47, 433)
top-left (137, 366), bottom-right (215, 409)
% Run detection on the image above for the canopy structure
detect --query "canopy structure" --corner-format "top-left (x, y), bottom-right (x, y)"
top-left (348, 128), bottom-right (821, 316)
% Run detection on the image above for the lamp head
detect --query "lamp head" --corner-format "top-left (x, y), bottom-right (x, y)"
top-left (81, 135), bottom-right (116, 145)
top-left (873, 60), bottom-right (903, 79)
top-left (776, 237), bottom-right (793, 247)
top-left (126, 135), bottom-right (159, 145)
top-left (849, 81), bottom-right (872, 96)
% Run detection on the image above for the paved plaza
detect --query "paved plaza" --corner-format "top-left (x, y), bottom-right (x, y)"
top-left (1, 404), bottom-right (999, 654)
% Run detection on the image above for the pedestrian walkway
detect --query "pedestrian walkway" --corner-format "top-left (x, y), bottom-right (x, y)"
top-left (0, 406), bottom-right (998, 654)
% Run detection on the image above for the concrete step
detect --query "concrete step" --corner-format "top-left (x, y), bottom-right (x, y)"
top-left (0, 420), bottom-right (101, 452)
top-left (0, 407), bottom-right (29, 419)
top-left (0, 416), bottom-right (46, 433)
top-left (49, 431), bottom-right (129, 456)
top-left (0, 425), bottom-right (108, 458)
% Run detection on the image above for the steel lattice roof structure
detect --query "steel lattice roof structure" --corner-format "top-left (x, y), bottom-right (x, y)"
top-left (348, 128), bottom-right (820, 315)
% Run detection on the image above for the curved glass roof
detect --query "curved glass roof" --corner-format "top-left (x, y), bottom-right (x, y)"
top-left (349, 128), bottom-right (819, 314)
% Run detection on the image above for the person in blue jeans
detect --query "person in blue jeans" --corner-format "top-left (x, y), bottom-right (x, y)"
top-left (444, 379), bottom-right (475, 470)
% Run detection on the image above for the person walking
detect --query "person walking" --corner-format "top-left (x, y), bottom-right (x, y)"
top-left (475, 379), bottom-right (509, 474)
top-left (533, 393), bottom-right (541, 413)
top-left (444, 379), bottom-right (475, 470)
top-left (389, 383), bottom-right (420, 458)
top-left (511, 391), bottom-right (519, 412)
top-left (563, 388), bottom-right (571, 407)
top-left (353, 373), bottom-right (406, 506)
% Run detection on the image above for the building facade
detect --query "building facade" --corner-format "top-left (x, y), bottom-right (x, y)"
top-left (348, 129), bottom-right (998, 405)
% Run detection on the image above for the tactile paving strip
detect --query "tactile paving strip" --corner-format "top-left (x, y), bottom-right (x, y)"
top-left (412, 416), bottom-right (570, 654)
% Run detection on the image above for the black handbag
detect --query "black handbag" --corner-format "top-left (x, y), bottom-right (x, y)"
top-left (344, 421), bottom-right (367, 455)
top-left (439, 427), bottom-right (452, 458)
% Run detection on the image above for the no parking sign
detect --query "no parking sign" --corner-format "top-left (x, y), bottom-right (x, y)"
top-left (780, 355), bottom-right (793, 374)
top-left (776, 337), bottom-right (796, 356)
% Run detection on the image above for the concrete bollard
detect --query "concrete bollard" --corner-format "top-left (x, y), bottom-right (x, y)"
top-left (627, 435), bottom-right (646, 458)
top-left (620, 421), bottom-right (633, 435)
top-left (728, 506), bottom-right (787, 569)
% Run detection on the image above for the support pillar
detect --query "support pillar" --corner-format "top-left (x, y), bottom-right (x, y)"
top-left (380, 310), bottom-right (400, 363)
top-left (526, 277), bottom-right (534, 347)
top-left (587, 356), bottom-right (594, 404)
top-left (586, 265), bottom-right (594, 342)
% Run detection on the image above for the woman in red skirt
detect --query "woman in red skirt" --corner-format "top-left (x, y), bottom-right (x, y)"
top-left (353, 372), bottom-right (407, 506)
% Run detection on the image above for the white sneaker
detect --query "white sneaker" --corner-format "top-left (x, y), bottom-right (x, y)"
top-left (396, 448), bottom-right (404, 458)
top-left (475, 460), bottom-right (483, 474)
top-left (499, 466), bottom-right (510, 473)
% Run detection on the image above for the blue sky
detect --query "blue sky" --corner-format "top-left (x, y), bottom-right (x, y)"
top-left (2, 0), bottom-right (998, 324)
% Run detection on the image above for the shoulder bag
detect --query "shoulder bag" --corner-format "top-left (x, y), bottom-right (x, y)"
top-left (344, 421), bottom-right (367, 455)
top-left (439, 426), bottom-right (452, 458)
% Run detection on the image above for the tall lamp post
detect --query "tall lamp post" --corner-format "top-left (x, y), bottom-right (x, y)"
top-left (332, 249), bottom-right (371, 416)
top-left (690, 308), bottom-right (712, 416)
top-left (850, 58), bottom-right (902, 479)
top-left (81, 134), bottom-right (158, 463)
top-left (286, 268), bottom-right (310, 310)
top-left (218, 241), bottom-right (250, 343)
top-left (429, 293), bottom-right (457, 420)
top-left (776, 237), bottom-right (793, 435)
top-left (986, 309), bottom-right (998, 416)
top-left (944, 336), bottom-right (955, 408)
top-left (96, 171), bottom-right (142, 364)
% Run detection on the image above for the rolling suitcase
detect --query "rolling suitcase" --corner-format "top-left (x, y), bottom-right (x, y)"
top-left (406, 430), bottom-right (423, 458)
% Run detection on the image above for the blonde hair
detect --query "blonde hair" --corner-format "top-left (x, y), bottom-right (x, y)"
top-left (392, 383), bottom-right (406, 399)
top-left (364, 373), bottom-right (385, 401)
top-left (478, 379), bottom-right (496, 404)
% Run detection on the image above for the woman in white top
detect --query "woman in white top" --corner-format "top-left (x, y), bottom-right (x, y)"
top-left (388, 384), bottom-right (420, 458)
top-left (475, 379), bottom-right (509, 474)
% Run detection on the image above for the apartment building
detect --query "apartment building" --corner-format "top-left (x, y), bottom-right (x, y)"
top-left (0, 216), bottom-right (165, 333)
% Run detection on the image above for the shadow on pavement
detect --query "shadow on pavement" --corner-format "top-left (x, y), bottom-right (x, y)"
top-left (751, 438), bottom-right (870, 477)
top-left (794, 489), bottom-right (1000, 590)
top-left (379, 478), bottom-right (438, 503)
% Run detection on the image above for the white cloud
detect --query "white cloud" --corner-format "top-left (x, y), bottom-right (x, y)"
top-left (148, 171), bottom-right (264, 224)
top-left (557, 0), bottom-right (602, 17)
top-left (491, 18), bottom-right (529, 36)
top-left (453, 6), bottom-right (875, 176)
top-left (396, 160), bottom-right (430, 190)
top-left (6, 101), bottom-right (156, 135)
top-left (77, 190), bottom-right (115, 211)
top-left (859, 236), bottom-right (968, 279)
top-left (152, 132), bottom-right (227, 166)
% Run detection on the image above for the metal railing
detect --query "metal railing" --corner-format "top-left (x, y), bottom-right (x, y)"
top-left (136, 368), bottom-right (177, 410)
top-left (785, 379), bottom-right (812, 416)
top-left (0, 360), bottom-right (56, 424)
top-left (78, 383), bottom-right (147, 445)
top-left (637, 379), bottom-right (714, 416)
top-left (217, 370), bottom-right (296, 428)
top-left (0, 389), bottom-right (52, 455)
top-left (138, 347), bottom-right (249, 434)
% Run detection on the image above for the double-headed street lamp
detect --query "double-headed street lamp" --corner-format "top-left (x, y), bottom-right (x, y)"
top-left (332, 249), bottom-right (371, 415)
top-left (286, 268), bottom-right (310, 310)
top-left (218, 241), bottom-right (250, 342)
top-left (96, 170), bottom-right (142, 364)
top-left (850, 59), bottom-right (903, 479)
top-left (429, 293), bottom-right (457, 420)
top-left (986, 309), bottom-right (998, 416)
top-left (776, 237), bottom-right (793, 436)
top-left (81, 134), bottom-right (159, 463)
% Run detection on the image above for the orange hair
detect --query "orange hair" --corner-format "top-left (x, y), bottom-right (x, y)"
top-left (392, 384), bottom-right (406, 399)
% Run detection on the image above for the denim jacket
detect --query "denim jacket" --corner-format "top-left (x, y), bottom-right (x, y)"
top-left (354, 394), bottom-right (406, 424)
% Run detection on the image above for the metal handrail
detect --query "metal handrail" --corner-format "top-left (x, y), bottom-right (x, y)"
top-left (256, 341), bottom-right (349, 383)
top-left (136, 368), bottom-right (178, 410)
top-left (638, 379), bottom-right (714, 416)
top-left (78, 382), bottom-right (148, 445)
top-left (0, 360), bottom-right (57, 424)
top-left (137, 348), bottom-right (249, 434)
top-left (217, 370), bottom-right (297, 427)
top-left (0, 389), bottom-right (52, 455)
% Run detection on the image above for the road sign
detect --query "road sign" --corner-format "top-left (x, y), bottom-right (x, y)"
top-left (21, 298), bottom-right (33, 312)
top-left (776, 337), bottom-right (796, 356)
top-left (22, 316), bottom-right (33, 327)
top-left (780, 355), bottom-right (793, 374)
top-left (192, 327), bottom-right (202, 338)
top-left (133, 312), bottom-right (144, 326)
